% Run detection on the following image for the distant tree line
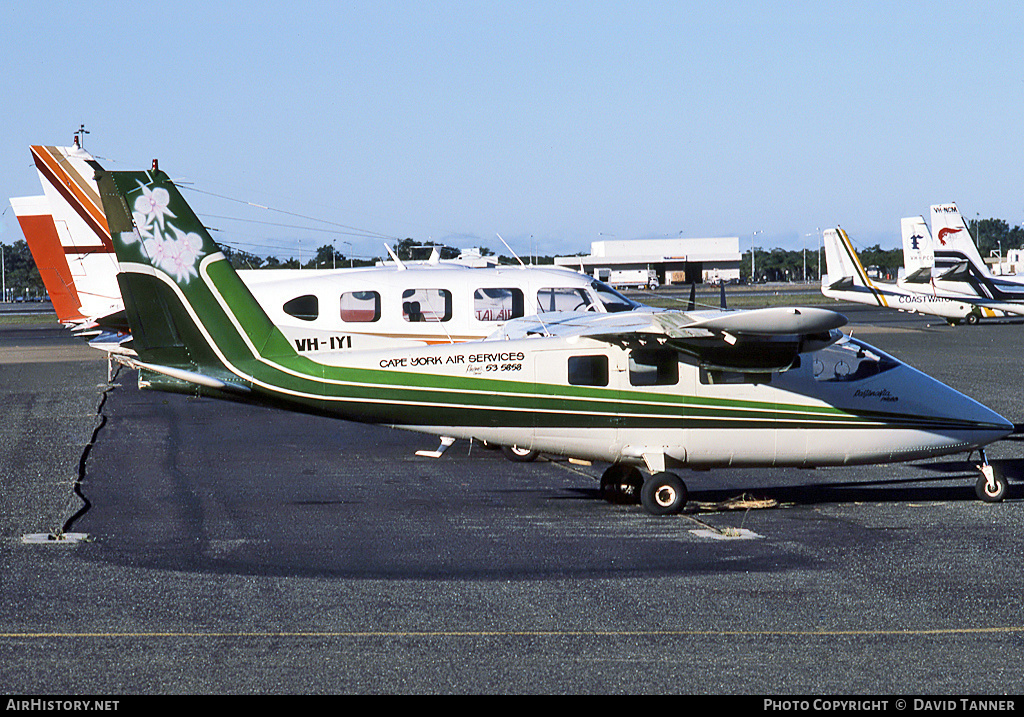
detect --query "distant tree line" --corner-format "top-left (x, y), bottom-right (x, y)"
top-left (1, 239), bottom-right (44, 300)
top-left (0, 236), bottom-right (564, 300)
top-left (970, 218), bottom-right (1024, 259)
top-left (740, 217), bottom-right (1024, 283)
top-left (741, 244), bottom-right (904, 283)
top-left (6, 215), bottom-right (1022, 298)
top-left (221, 238), bottom-right (562, 269)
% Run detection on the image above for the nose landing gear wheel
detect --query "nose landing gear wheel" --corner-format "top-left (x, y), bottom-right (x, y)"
top-left (975, 464), bottom-right (1007, 502)
top-left (641, 472), bottom-right (688, 515)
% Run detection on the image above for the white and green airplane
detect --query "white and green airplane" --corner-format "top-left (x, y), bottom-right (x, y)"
top-left (96, 167), bottom-right (1015, 514)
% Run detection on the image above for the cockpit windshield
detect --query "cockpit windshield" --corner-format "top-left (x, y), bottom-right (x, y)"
top-left (812, 337), bottom-right (900, 382)
top-left (590, 280), bottom-right (642, 313)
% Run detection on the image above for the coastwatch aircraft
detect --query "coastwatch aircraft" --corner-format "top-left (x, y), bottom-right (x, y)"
top-left (898, 204), bottom-right (1024, 318)
top-left (820, 226), bottom-right (981, 323)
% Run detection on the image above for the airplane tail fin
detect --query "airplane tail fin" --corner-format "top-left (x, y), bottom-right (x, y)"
top-left (901, 216), bottom-right (933, 283)
top-left (25, 145), bottom-right (122, 321)
top-left (96, 166), bottom-right (293, 385)
top-left (821, 227), bottom-right (867, 290)
top-left (9, 194), bottom-right (87, 322)
top-left (930, 203), bottom-right (989, 274)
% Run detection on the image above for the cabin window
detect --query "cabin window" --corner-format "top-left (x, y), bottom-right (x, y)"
top-left (699, 368), bottom-right (771, 385)
top-left (568, 355), bottom-right (609, 386)
top-left (629, 349), bottom-right (678, 386)
top-left (537, 287), bottom-right (596, 313)
top-left (283, 294), bottom-right (319, 322)
top-left (340, 291), bottom-right (380, 323)
top-left (474, 288), bottom-right (525, 322)
top-left (590, 280), bottom-right (641, 313)
top-left (402, 288), bottom-right (452, 322)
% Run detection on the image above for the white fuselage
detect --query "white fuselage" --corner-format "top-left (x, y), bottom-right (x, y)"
top-left (241, 264), bottom-right (644, 355)
top-left (821, 276), bottom-right (977, 320)
top-left (305, 332), bottom-right (1010, 471)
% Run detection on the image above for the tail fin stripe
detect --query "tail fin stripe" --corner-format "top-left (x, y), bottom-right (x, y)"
top-left (32, 146), bottom-right (111, 249)
top-left (836, 229), bottom-right (888, 307)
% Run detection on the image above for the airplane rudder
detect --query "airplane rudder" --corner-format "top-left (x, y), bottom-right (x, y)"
top-left (822, 229), bottom-right (846, 272)
top-left (97, 167), bottom-right (289, 364)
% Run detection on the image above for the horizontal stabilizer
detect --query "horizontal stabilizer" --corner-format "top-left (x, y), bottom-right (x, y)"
top-left (135, 362), bottom-right (251, 393)
top-left (902, 268), bottom-right (932, 283)
top-left (827, 276), bottom-right (854, 291)
top-left (938, 260), bottom-right (971, 281)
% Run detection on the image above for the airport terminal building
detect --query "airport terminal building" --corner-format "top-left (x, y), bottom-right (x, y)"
top-left (554, 237), bottom-right (742, 288)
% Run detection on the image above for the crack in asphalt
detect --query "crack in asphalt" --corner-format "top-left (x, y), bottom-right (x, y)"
top-left (60, 362), bottom-right (121, 536)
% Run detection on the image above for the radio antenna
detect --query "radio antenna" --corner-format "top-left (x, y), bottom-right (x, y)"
top-left (496, 233), bottom-right (526, 269)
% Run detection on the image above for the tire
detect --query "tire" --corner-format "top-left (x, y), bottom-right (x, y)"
top-left (600, 464), bottom-right (644, 505)
top-left (502, 444), bottom-right (539, 462)
top-left (975, 468), bottom-right (1007, 502)
top-left (640, 472), bottom-right (688, 516)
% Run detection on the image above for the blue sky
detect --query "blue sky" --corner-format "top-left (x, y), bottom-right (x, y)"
top-left (2, 1), bottom-right (1023, 261)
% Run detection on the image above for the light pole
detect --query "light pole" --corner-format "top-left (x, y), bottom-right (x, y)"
top-left (976, 213), bottom-right (982, 255)
top-left (803, 229), bottom-right (819, 282)
top-left (751, 230), bottom-right (762, 283)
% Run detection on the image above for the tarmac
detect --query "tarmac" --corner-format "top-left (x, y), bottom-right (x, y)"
top-left (2, 303), bottom-right (1023, 694)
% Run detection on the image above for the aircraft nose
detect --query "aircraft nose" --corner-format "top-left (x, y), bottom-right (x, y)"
top-left (942, 387), bottom-right (1014, 448)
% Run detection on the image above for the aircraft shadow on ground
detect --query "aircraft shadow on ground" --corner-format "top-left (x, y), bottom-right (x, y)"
top-left (565, 457), bottom-right (1024, 508)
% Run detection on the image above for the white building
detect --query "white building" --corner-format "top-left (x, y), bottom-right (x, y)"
top-left (988, 249), bottom-right (1024, 276)
top-left (554, 237), bottom-right (742, 287)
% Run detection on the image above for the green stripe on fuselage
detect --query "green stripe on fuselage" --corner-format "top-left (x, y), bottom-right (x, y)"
top-left (202, 259), bottom-right (988, 430)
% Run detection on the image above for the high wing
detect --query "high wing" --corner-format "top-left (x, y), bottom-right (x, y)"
top-left (491, 305), bottom-right (846, 372)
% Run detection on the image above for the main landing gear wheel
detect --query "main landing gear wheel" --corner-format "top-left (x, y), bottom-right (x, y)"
top-left (501, 444), bottom-right (540, 462)
top-left (600, 464), bottom-right (644, 505)
top-left (641, 472), bottom-right (688, 516)
top-left (975, 464), bottom-right (1008, 503)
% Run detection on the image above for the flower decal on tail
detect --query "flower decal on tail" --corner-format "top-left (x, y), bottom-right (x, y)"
top-left (127, 179), bottom-right (205, 284)
top-left (133, 184), bottom-right (175, 230)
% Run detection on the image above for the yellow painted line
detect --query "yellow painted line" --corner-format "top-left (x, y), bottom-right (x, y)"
top-left (3, 626), bottom-right (1023, 639)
